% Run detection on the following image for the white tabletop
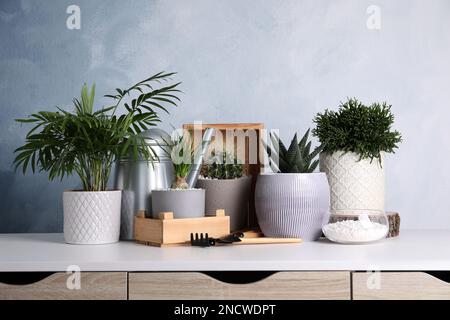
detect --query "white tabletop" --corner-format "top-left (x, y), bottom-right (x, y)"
top-left (0, 230), bottom-right (449, 272)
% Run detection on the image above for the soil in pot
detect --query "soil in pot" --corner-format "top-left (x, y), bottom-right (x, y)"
top-left (196, 176), bottom-right (252, 231)
top-left (151, 188), bottom-right (205, 219)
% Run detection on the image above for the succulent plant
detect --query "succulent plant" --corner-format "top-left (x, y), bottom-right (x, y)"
top-left (265, 129), bottom-right (324, 173)
top-left (161, 131), bottom-right (194, 189)
top-left (201, 151), bottom-right (244, 179)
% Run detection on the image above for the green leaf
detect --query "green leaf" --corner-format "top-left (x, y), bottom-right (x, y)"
top-left (142, 101), bottom-right (169, 114)
top-left (298, 128), bottom-right (310, 150)
top-left (16, 117), bottom-right (40, 123)
top-left (286, 134), bottom-right (299, 164)
top-left (104, 94), bottom-right (119, 99)
top-left (269, 132), bottom-right (287, 157)
top-left (309, 159), bottom-right (319, 172)
top-left (89, 83), bottom-right (95, 113)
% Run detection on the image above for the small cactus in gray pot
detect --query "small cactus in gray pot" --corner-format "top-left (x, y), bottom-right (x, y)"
top-left (197, 151), bottom-right (250, 231)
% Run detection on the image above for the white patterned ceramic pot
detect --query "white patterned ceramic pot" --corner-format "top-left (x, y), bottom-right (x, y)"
top-left (319, 151), bottom-right (384, 215)
top-left (63, 190), bottom-right (121, 244)
top-left (255, 173), bottom-right (330, 241)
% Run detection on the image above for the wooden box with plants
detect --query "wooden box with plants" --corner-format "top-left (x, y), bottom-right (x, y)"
top-left (183, 123), bottom-right (264, 227)
top-left (256, 129), bottom-right (330, 241)
top-left (14, 72), bottom-right (181, 244)
top-left (314, 98), bottom-right (402, 243)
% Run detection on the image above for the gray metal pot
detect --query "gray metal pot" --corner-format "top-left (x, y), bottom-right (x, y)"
top-left (197, 176), bottom-right (251, 231)
top-left (114, 128), bottom-right (174, 240)
top-left (151, 189), bottom-right (205, 219)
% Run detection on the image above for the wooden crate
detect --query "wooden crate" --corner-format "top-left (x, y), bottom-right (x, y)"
top-left (182, 123), bottom-right (264, 227)
top-left (134, 209), bottom-right (230, 247)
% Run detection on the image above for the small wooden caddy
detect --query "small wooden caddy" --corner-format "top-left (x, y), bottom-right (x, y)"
top-left (134, 209), bottom-right (230, 247)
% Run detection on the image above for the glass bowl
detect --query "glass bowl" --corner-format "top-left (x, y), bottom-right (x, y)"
top-left (322, 211), bottom-right (389, 244)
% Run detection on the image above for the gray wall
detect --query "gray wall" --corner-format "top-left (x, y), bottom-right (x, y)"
top-left (1, 0), bottom-right (449, 232)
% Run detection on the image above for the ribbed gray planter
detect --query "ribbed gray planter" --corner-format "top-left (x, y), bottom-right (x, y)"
top-left (255, 173), bottom-right (330, 241)
top-left (196, 176), bottom-right (252, 231)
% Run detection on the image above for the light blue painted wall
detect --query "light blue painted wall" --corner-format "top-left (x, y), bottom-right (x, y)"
top-left (1, 0), bottom-right (449, 232)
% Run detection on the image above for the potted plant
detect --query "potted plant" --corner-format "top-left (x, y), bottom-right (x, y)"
top-left (14, 72), bottom-right (181, 244)
top-left (255, 129), bottom-right (329, 241)
top-left (313, 98), bottom-right (402, 215)
top-left (196, 151), bottom-right (252, 231)
top-left (151, 131), bottom-right (205, 218)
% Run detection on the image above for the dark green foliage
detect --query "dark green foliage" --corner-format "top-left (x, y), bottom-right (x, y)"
top-left (13, 72), bottom-right (181, 191)
top-left (265, 129), bottom-right (324, 173)
top-left (202, 152), bottom-right (244, 179)
top-left (313, 98), bottom-right (402, 162)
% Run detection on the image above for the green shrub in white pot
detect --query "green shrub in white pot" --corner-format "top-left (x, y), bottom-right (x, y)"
top-left (197, 152), bottom-right (251, 231)
top-left (255, 129), bottom-right (329, 241)
top-left (313, 98), bottom-right (402, 216)
top-left (14, 72), bottom-right (181, 244)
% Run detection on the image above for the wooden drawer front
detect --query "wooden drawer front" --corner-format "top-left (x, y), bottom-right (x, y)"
top-left (0, 272), bottom-right (127, 300)
top-left (353, 272), bottom-right (450, 300)
top-left (129, 272), bottom-right (350, 300)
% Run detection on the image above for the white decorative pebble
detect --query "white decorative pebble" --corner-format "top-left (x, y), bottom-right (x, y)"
top-left (322, 219), bottom-right (388, 243)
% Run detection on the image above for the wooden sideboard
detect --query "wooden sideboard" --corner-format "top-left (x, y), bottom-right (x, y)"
top-left (2, 271), bottom-right (450, 300)
top-left (1, 231), bottom-right (450, 300)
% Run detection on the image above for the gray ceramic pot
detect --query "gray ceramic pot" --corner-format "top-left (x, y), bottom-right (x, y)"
top-left (151, 189), bottom-right (205, 219)
top-left (196, 176), bottom-right (252, 231)
top-left (255, 173), bottom-right (330, 241)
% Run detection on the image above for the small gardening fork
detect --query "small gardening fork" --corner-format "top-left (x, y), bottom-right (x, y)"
top-left (190, 232), bottom-right (244, 247)
top-left (190, 231), bottom-right (301, 247)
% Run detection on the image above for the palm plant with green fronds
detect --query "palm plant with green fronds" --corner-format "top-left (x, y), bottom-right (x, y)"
top-left (14, 72), bottom-right (181, 191)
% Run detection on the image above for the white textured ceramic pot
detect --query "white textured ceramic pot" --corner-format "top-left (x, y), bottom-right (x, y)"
top-left (63, 190), bottom-right (121, 245)
top-left (255, 173), bottom-right (330, 241)
top-left (319, 151), bottom-right (384, 214)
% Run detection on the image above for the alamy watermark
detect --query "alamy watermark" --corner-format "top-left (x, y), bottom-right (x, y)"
top-left (66, 265), bottom-right (81, 290)
top-left (66, 5), bottom-right (81, 30)
top-left (365, 266), bottom-right (381, 290)
top-left (167, 121), bottom-right (279, 171)
top-left (366, 5), bottom-right (381, 30)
